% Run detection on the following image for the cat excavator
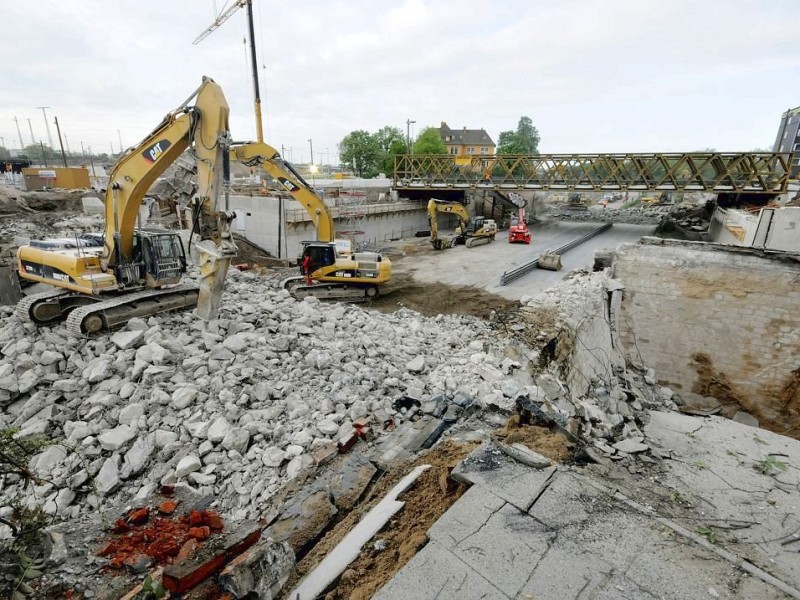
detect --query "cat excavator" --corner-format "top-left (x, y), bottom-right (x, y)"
top-left (16, 76), bottom-right (237, 334)
top-left (231, 144), bottom-right (392, 301)
top-left (427, 198), bottom-right (497, 250)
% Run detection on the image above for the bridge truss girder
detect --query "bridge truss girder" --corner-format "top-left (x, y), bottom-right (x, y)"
top-left (393, 152), bottom-right (793, 193)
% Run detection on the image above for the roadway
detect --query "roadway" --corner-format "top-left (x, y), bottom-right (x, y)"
top-left (393, 221), bottom-right (655, 300)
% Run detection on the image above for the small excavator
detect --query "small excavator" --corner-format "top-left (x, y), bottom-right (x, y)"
top-left (507, 192), bottom-right (531, 244)
top-left (427, 198), bottom-right (497, 250)
top-left (231, 144), bottom-right (392, 301)
top-left (16, 76), bottom-right (237, 334)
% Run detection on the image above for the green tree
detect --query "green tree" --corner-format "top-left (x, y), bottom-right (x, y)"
top-left (374, 126), bottom-right (406, 175)
top-left (338, 130), bottom-right (381, 177)
top-left (22, 143), bottom-right (55, 162)
top-left (0, 147), bottom-right (9, 159)
top-left (497, 116), bottom-right (540, 154)
top-left (412, 127), bottom-right (446, 154)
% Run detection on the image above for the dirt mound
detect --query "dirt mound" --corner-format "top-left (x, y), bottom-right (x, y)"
top-left (368, 272), bottom-right (517, 319)
top-left (0, 187), bottom-right (86, 214)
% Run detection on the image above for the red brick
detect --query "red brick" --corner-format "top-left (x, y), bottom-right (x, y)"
top-left (127, 507), bottom-right (150, 525)
top-left (162, 524), bottom-right (262, 595)
top-left (337, 432), bottom-right (358, 453)
top-left (312, 442), bottom-right (338, 466)
top-left (177, 538), bottom-right (199, 562)
top-left (188, 526), bottom-right (211, 541)
top-left (206, 512), bottom-right (224, 530)
top-left (353, 416), bottom-right (372, 429)
top-left (158, 500), bottom-right (179, 515)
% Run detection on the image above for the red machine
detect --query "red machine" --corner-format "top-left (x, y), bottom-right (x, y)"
top-left (508, 207), bottom-right (531, 244)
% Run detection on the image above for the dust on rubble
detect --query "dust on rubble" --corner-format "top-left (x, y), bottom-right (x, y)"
top-left (368, 272), bottom-right (517, 319)
top-left (286, 441), bottom-right (478, 600)
top-left (494, 417), bottom-right (574, 462)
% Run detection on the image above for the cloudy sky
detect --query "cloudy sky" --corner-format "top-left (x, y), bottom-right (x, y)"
top-left (2, 0), bottom-right (798, 162)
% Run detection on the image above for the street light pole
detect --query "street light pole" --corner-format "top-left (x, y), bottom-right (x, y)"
top-left (307, 138), bottom-right (314, 166)
top-left (406, 118), bottom-right (416, 153)
top-left (36, 107), bottom-right (54, 148)
top-left (54, 115), bottom-right (68, 167)
top-left (26, 118), bottom-right (36, 145)
top-left (13, 118), bottom-right (24, 150)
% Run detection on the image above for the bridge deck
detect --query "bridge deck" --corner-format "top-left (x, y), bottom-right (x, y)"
top-left (393, 152), bottom-right (793, 193)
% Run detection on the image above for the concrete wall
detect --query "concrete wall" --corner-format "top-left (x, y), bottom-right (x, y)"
top-left (613, 238), bottom-right (800, 436)
top-left (227, 194), bottom-right (440, 259)
top-left (710, 206), bottom-right (800, 252)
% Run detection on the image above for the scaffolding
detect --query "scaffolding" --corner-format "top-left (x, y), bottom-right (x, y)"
top-left (336, 181), bottom-right (368, 250)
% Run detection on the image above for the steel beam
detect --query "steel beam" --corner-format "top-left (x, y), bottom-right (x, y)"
top-left (395, 152), bottom-right (793, 194)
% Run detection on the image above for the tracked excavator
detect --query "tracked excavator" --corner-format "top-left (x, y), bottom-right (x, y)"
top-left (231, 143), bottom-right (392, 301)
top-left (15, 76), bottom-right (237, 334)
top-left (427, 198), bottom-right (497, 250)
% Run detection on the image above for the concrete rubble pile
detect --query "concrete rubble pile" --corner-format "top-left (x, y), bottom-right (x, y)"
top-left (546, 205), bottom-right (666, 225)
top-left (1, 268), bottom-right (679, 537)
top-left (515, 269), bottom-right (678, 462)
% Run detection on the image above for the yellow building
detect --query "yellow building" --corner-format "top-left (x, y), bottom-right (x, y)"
top-left (439, 121), bottom-right (496, 165)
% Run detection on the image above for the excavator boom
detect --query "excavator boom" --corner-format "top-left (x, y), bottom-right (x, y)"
top-left (16, 76), bottom-right (237, 332)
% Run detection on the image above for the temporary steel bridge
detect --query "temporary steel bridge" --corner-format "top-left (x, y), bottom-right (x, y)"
top-left (393, 152), bottom-right (793, 194)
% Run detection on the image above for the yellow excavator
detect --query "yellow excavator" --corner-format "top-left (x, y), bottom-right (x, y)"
top-left (232, 144), bottom-right (392, 301)
top-left (427, 198), bottom-right (497, 250)
top-left (16, 76), bottom-right (237, 334)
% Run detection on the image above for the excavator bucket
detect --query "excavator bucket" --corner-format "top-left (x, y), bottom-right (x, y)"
top-left (195, 239), bottom-right (236, 321)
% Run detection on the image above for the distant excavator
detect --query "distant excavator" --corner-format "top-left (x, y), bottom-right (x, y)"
top-left (427, 198), bottom-right (497, 250)
top-left (232, 144), bottom-right (392, 301)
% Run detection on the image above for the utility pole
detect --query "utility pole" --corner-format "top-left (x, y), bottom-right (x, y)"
top-left (87, 145), bottom-right (96, 176)
top-left (40, 141), bottom-right (48, 167)
top-left (406, 118), bottom-right (416, 153)
top-left (308, 138), bottom-right (314, 166)
top-left (117, 129), bottom-right (123, 153)
top-left (13, 117), bottom-right (24, 150)
top-left (26, 118), bottom-right (36, 144)
top-left (36, 106), bottom-right (54, 148)
top-left (54, 116), bottom-right (68, 167)
top-left (80, 141), bottom-right (85, 159)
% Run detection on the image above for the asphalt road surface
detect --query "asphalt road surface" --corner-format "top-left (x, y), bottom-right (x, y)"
top-left (395, 221), bottom-right (654, 300)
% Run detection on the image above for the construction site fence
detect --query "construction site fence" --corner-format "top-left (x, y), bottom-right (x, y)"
top-left (394, 152), bottom-right (794, 193)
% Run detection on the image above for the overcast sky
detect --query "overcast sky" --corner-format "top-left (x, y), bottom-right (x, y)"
top-left (2, 0), bottom-right (798, 162)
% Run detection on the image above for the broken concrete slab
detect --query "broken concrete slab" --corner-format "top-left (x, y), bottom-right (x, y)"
top-left (218, 539), bottom-right (294, 599)
top-left (373, 539), bottom-right (505, 600)
top-left (451, 441), bottom-right (557, 511)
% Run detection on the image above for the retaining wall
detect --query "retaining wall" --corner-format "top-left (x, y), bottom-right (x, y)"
top-left (613, 237), bottom-right (800, 436)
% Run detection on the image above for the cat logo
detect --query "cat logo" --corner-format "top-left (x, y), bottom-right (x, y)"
top-left (142, 139), bottom-right (172, 163)
top-left (278, 177), bottom-right (299, 193)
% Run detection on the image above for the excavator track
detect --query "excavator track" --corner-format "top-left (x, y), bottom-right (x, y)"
top-left (65, 285), bottom-right (200, 335)
top-left (281, 276), bottom-right (378, 303)
top-left (465, 235), bottom-right (494, 248)
top-left (14, 288), bottom-right (69, 322)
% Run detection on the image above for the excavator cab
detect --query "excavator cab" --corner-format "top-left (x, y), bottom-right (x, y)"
top-left (300, 242), bottom-right (337, 273)
top-left (139, 231), bottom-right (187, 287)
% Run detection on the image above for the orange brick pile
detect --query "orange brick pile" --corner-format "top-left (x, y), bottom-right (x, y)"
top-left (97, 505), bottom-right (225, 570)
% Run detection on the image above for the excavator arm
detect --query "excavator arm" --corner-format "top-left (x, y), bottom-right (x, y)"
top-left (230, 141), bottom-right (335, 242)
top-left (427, 198), bottom-right (469, 250)
top-left (101, 76), bottom-right (235, 319)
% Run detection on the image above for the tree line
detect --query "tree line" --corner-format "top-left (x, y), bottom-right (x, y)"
top-left (338, 117), bottom-right (541, 178)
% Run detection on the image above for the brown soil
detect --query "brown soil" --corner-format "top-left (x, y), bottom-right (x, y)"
top-left (494, 416), bottom-right (575, 462)
top-left (285, 441), bottom-right (478, 600)
top-left (367, 272), bottom-right (517, 319)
